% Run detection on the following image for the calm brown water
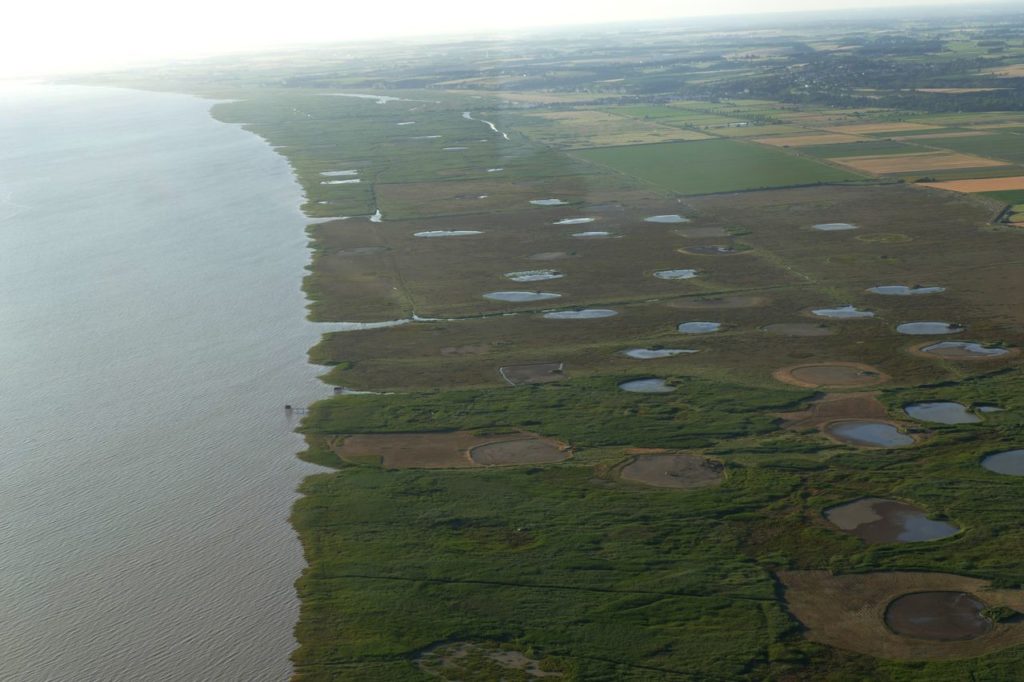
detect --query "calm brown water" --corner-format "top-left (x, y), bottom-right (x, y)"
top-left (0, 84), bottom-right (331, 681)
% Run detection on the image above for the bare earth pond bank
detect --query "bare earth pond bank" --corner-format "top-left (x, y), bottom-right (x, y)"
top-left (619, 453), bottom-right (723, 489)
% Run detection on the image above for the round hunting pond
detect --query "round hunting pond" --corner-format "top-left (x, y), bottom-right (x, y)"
top-left (684, 245), bottom-right (737, 255)
top-left (919, 341), bottom-right (1010, 359)
top-left (775, 362), bottom-right (888, 388)
top-left (826, 420), bottom-right (914, 448)
top-left (825, 498), bottom-right (959, 543)
top-left (618, 378), bottom-right (675, 393)
top-left (553, 217), bottom-right (594, 225)
top-left (530, 198), bottom-right (567, 206)
top-left (469, 438), bottom-right (569, 466)
top-left (543, 308), bottom-right (618, 319)
top-left (812, 222), bottom-right (858, 231)
top-left (623, 348), bottom-right (697, 359)
top-left (572, 231), bottom-right (614, 238)
top-left (483, 291), bottom-right (561, 302)
top-left (897, 322), bottom-right (963, 335)
top-left (644, 214), bottom-right (689, 223)
top-left (904, 402), bottom-right (980, 425)
top-left (414, 230), bottom-right (483, 238)
top-left (885, 592), bottom-right (991, 641)
top-left (620, 454), bottom-right (723, 489)
top-left (868, 285), bottom-right (945, 296)
top-left (504, 270), bottom-right (564, 282)
top-left (811, 305), bottom-right (874, 319)
top-left (654, 269), bottom-right (698, 280)
top-left (981, 450), bottom-right (1024, 476)
top-left (677, 321), bottom-right (721, 334)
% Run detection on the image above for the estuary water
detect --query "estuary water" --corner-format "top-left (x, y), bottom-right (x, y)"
top-left (0, 84), bottom-right (329, 681)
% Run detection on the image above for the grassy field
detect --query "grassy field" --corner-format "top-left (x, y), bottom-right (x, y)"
top-left (573, 140), bottom-right (865, 195)
top-left (107, 43), bottom-right (1024, 678)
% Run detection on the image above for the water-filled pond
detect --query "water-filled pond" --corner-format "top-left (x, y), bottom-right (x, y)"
top-left (504, 270), bottom-right (564, 282)
top-left (868, 285), bottom-right (945, 296)
top-left (618, 378), bottom-right (676, 393)
top-left (654, 269), bottom-right (698, 280)
top-left (897, 322), bottom-right (963, 335)
top-left (543, 309), bottom-right (618, 319)
top-left (825, 498), bottom-right (959, 543)
top-left (677, 321), bottom-right (721, 334)
top-left (920, 341), bottom-right (1009, 358)
top-left (904, 402), bottom-right (980, 424)
top-left (483, 291), bottom-right (561, 302)
top-left (981, 449), bottom-right (1024, 476)
top-left (414, 230), bottom-right (483, 237)
top-left (530, 198), bottom-right (568, 206)
top-left (623, 348), bottom-right (698, 359)
top-left (811, 305), bottom-right (874, 319)
top-left (812, 222), bottom-right (858, 231)
top-left (572, 231), bottom-right (614, 238)
top-left (644, 214), bottom-right (689, 223)
top-left (826, 420), bottom-right (914, 447)
top-left (553, 217), bottom-right (594, 225)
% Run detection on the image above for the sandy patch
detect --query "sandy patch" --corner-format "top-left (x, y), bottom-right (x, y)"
top-left (417, 641), bottom-right (562, 679)
top-left (778, 570), bottom-right (1024, 660)
top-left (832, 151), bottom-right (1008, 174)
top-left (918, 176), bottom-right (1024, 193)
top-left (822, 122), bottom-right (944, 134)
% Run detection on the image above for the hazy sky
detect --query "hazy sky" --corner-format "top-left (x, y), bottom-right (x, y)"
top-left (1, 0), bottom-right (996, 78)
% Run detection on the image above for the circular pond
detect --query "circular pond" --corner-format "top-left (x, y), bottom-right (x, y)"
top-left (623, 348), bottom-right (697, 359)
top-left (904, 402), bottom-right (980, 425)
top-left (543, 309), bottom-right (618, 320)
top-left (644, 214), bottom-right (689, 224)
top-left (654, 269), bottom-right (698, 280)
top-left (981, 450), bottom-right (1024, 476)
top-left (677, 321), bottom-right (721, 334)
top-left (885, 592), bottom-right (991, 641)
top-left (572, 231), bottom-right (614, 238)
top-left (621, 454), bottom-right (723, 489)
top-left (897, 322), bottom-right (963, 336)
top-left (553, 217), bottom-right (594, 225)
top-left (811, 305), bottom-right (874, 319)
top-left (414, 230), bottom-right (483, 238)
top-left (775, 362), bottom-right (888, 388)
top-left (813, 222), bottom-right (858, 231)
top-left (619, 378), bottom-right (676, 393)
top-left (483, 291), bottom-right (561, 302)
top-left (825, 498), bottom-right (959, 543)
top-left (684, 245), bottom-right (737, 255)
top-left (919, 341), bottom-right (1009, 359)
top-left (868, 285), bottom-right (945, 296)
top-left (504, 270), bottom-right (564, 282)
top-left (826, 420), bottom-right (914, 448)
top-left (530, 198), bottom-right (567, 206)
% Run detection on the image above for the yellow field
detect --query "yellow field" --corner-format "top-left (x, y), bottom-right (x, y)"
top-left (832, 151), bottom-right (1009, 174)
top-left (919, 176), bottom-right (1024, 193)
top-left (823, 122), bottom-right (944, 134)
top-left (755, 133), bottom-right (867, 147)
top-left (890, 131), bottom-right (987, 140)
top-left (984, 64), bottom-right (1024, 78)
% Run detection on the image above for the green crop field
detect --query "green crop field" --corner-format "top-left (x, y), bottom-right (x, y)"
top-left (573, 140), bottom-right (865, 195)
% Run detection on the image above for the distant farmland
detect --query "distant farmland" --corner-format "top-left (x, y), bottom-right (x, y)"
top-left (574, 139), bottom-right (864, 195)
